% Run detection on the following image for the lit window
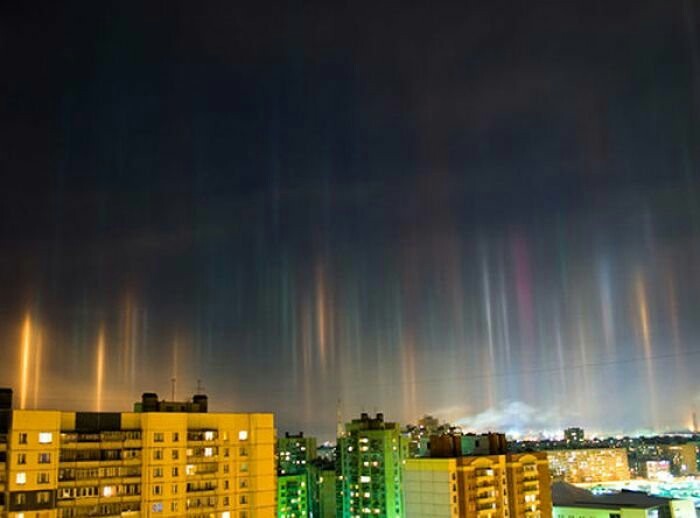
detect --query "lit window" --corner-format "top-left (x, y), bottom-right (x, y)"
top-left (204, 431), bottom-right (215, 441)
top-left (239, 430), bottom-right (248, 441)
top-left (360, 476), bottom-right (371, 483)
top-left (38, 432), bottom-right (52, 444)
top-left (186, 465), bottom-right (195, 476)
top-left (222, 511), bottom-right (231, 518)
top-left (16, 472), bottom-right (26, 484)
top-left (204, 447), bottom-right (214, 457)
top-left (102, 486), bottom-right (115, 497)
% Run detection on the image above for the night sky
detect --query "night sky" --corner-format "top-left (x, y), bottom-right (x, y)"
top-left (1, 2), bottom-right (700, 440)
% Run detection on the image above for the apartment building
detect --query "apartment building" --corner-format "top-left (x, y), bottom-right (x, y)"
top-left (0, 389), bottom-right (275, 518)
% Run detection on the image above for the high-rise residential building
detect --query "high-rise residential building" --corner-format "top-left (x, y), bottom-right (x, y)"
top-left (0, 388), bottom-right (276, 517)
top-left (404, 440), bottom-right (552, 518)
top-left (547, 448), bottom-right (630, 483)
top-left (336, 413), bottom-right (406, 518)
top-left (563, 427), bottom-right (584, 446)
top-left (278, 432), bottom-right (317, 476)
top-left (277, 432), bottom-right (320, 518)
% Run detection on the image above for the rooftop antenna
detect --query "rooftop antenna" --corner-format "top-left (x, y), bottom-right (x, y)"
top-left (196, 379), bottom-right (205, 394)
top-left (170, 377), bottom-right (176, 401)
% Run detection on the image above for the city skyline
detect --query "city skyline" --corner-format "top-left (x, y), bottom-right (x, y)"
top-left (2, 2), bottom-right (700, 440)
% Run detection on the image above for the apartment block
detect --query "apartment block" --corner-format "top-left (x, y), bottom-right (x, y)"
top-left (0, 389), bottom-right (275, 518)
top-left (404, 444), bottom-right (552, 517)
top-left (547, 448), bottom-right (630, 483)
top-left (336, 413), bottom-right (406, 518)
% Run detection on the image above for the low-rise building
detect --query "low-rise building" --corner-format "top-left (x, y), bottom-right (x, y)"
top-left (552, 481), bottom-right (695, 518)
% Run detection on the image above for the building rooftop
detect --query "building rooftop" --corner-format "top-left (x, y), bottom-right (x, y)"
top-left (552, 482), bottom-right (672, 510)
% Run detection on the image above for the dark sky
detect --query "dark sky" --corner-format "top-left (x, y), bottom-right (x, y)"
top-left (1, 2), bottom-right (700, 439)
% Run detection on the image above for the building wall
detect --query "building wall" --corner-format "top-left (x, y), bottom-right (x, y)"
top-left (2, 409), bottom-right (276, 518)
top-left (547, 448), bottom-right (630, 483)
top-left (506, 452), bottom-right (552, 518)
top-left (455, 455), bottom-right (508, 518)
top-left (318, 469), bottom-right (336, 518)
top-left (404, 458), bottom-right (458, 518)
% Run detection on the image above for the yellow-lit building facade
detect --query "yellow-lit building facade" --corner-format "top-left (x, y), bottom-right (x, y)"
top-left (547, 448), bottom-right (630, 483)
top-left (404, 452), bottom-right (552, 518)
top-left (0, 396), bottom-right (275, 518)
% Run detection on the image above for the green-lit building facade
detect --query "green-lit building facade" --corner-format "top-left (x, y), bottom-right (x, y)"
top-left (278, 432), bottom-right (320, 517)
top-left (337, 413), bottom-right (406, 518)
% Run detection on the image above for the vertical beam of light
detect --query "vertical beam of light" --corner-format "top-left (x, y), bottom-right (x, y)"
top-left (597, 257), bottom-right (616, 355)
top-left (315, 261), bottom-right (328, 370)
top-left (300, 293), bottom-right (313, 422)
top-left (32, 330), bottom-right (43, 409)
top-left (171, 334), bottom-right (179, 400)
top-left (511, 232), bottom-right (535, 400)
top-left (19, 315), bottom-right (32, 410)
top-left (634, 270), bottom-right (657, 429)
top-left (497, 252), bottom-right (513, 398)
top-left (400, 330), bottom-right (417, 423)
top-left (96, 327), bottom-right (105, 412)
top-left (574, 303), bottom-right (592, 426)
top-left (553, 309), bottom-right (567, 396)
top-left (122, 296), bottom-right (132, 385)
top-left (481, 252), bottom-right (495, 409)
top-left (635, 273), bottom-right (653, 359)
